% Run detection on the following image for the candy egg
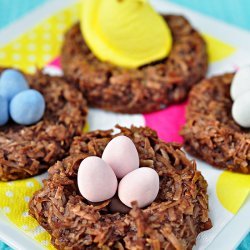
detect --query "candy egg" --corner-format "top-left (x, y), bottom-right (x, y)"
top-left (230, 66), bottom-right (250, 101)
top-left (0, 69), bottom-right (29, 101)
top-left (102, 136), bottom-right (139, 178)
top-left (77, 156), bottom-right (118, 202)
top-left (232, 91), bottom-right (250, 127)
top-left (10, 89), bottom-right (45, 125)
top-left (0, 95), bottom-right (9, 126)
top-left (109, 196), bottom-right (130, 214)
top-left (118, 167), bottom-right (159, 208)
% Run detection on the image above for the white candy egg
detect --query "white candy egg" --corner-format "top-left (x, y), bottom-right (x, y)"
top-left (230, 66), bottom-right (250, 101)
top-left (77, 156), bottom-right (118, 202)
top-left (232, 91), bottom-right (250, 127)
top-left (102, 135), bottom-right (139, 179)
top-left (118, 167), bottom-right (159, 208)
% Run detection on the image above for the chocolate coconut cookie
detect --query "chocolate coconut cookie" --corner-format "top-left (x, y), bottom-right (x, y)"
top-left (0, 69), bottom-right (87, 181)
top-left (182, 73), bottom-right (250, 174)
top-left (61, 15), bottom-right (208, 113)
top-left (29, 126), bottom-right (211, 249)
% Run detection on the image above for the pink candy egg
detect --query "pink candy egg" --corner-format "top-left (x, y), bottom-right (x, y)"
top-left (102, 135), bottom-right (139, 179)
top-left (77, 156), bottom-right (118, 202)
top-left (118, 167), bottom-right (159, 208)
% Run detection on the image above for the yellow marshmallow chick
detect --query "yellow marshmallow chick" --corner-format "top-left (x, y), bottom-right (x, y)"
top-left (81, 0), bottom-right (172, 68)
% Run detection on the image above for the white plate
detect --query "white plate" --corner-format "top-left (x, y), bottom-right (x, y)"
top-left (0, 0), bottom-right (250, 249)
top-left (0, 214), bottom-right (44, 250)
top-left (206, 195), bottom-right (250, 250)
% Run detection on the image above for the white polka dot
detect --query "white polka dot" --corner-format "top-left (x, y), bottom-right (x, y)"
top-left (21, 225), bottom-right (29, 231)
top-left (22, 211), bottom-right (29, 217)
top-left (28, 44), bottom-right (36, 51)
top-left (12, 54), bottom-right (21, 61)
top-left (41, 240), bottom-right (49, 246)
top-left (57, 34), bottom-right (63, 41)
top-left (0, 52), bottom-right (6, 59)
top-left (57, 15), bottom-right (65, 21)
top-left (43, 44), bottom-right (51, 52)
top-left (43, 33), bottom-right (51, 40)
top-left (43, 54), bottom-right (51, 61)
top-left (26, 181), bottom-right (34, 188)
top-left (13, 63), bottom-right (20, 68)
top-left (3, 207), bottom-right (10, 214)
top-left (57, 23), bottom-right (66, 30)
top-left (7, 182), bottom-right (14, 186)
top-left (71, 15), bottom-right (77, 22)
top-left (71, 8), bottom-right (78, 16)
top-left (43, 23), bottom-right (51, 30)
top-left (32, 225), bottom-right (46, 236)
top-left (27, 66), bottom-right (36, 73)
top-left (24, 196), bottom-right (30, 202)
top-left (5, 190), bottom-right (13, 197)
top-left (28, 33), bottom-right (37, 40)
top-left (13, 43), bottom-right (21, 50)
top-left (28, 55), bottom-right (36, 62)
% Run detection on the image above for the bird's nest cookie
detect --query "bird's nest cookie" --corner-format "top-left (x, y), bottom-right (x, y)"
top-left (0, 69), bottom-right (88, 181)
top-left (29, 126), bottom-right (211, 249)
top-left (61, 15), bottom-right (207, 113)
top-left (182, 73), bottom-right (250, 174)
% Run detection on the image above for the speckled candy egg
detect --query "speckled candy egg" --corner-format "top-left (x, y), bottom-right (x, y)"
top-left (230, 66), bottom-right (250, 101)
top-left (118, 167), bottom-right (159, 208)
top-left (102, 135), bottom-right (139, 179)
top-left (0, 69), bottom-right (29, 101)
top-left (232, 91), bottom-right (250, 127)
top-left (10, 89), bottom-right (45, 125)
top-left (77, 156), bottom-right (118, 202)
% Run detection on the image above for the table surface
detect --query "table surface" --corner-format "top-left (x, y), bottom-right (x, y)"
top-left (0, 0), bottom-right (249, 249)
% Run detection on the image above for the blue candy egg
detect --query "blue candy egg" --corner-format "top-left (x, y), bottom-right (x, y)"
top-left (0, 69), bottom-right (29, 101)
top-left (10, 89), bottom-right (45, 125)
top-left (0, 95), bottom-right (9, 126)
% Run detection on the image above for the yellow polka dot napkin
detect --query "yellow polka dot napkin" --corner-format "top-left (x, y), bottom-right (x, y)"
top-left (0, 175), bottom-right (55, 249)
top-left (0, 1), bottom-right (81, 73)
